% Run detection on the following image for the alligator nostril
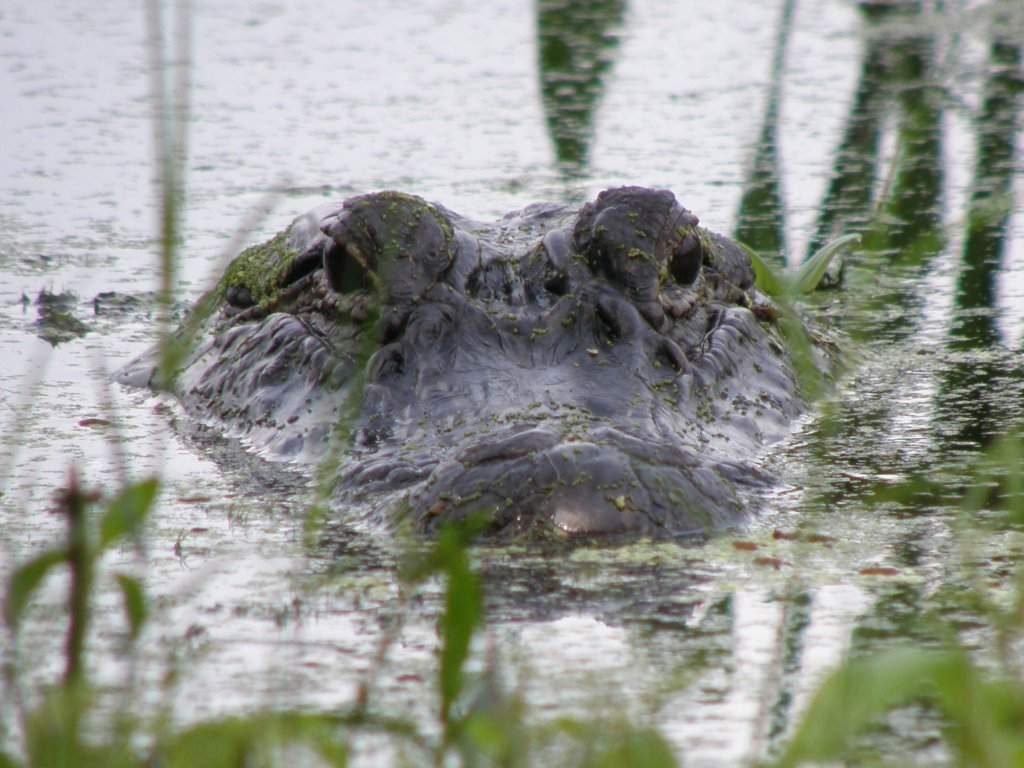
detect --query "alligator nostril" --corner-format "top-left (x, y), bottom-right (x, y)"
top-left (544, 272), bottom-right (568, 296)
top-left (378, 309), bottom-right (408, 345)
top-left (596, 302), bottom-right (620, 342)
top-left (367, 344), bottom-right (404, 381)
top-left (595, 295), bottom-right (646, 342)
top-left (670, 233), bottom-right (702, 285)
top-left (405, 304), bottom-right (454, 347)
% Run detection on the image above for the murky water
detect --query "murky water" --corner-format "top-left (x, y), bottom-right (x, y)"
top-left (1, 0), bottom-right (1022, 765)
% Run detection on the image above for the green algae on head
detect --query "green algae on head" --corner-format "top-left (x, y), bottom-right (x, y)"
top-left (221, 230), bottom-right (302, 308)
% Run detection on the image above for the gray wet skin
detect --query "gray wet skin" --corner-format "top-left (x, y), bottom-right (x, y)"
top-left (120, 187), bottom-right (802, 539)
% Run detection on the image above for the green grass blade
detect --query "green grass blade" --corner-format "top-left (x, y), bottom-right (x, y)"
top-left (745, 244), bottom-right (790, 298)
top-left (776, 648), bottom-right (963, 767)
top-left (796, 232), bottom-right (860, 294)
top-left (113, 574), bottom-right (148, 641)
top-left (593, 728), bottom-right (677, 768)
top-left (99, 478), bottom-right (159, 549)
top-left (5, 548), bottom-right (67, 629)
top-left (158, 713), bottom-right (348, 767)
top-left (438, 527), bottom-right (483, 727)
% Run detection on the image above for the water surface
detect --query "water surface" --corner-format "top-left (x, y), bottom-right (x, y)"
top-left (1, 1), bottom-right (1022, 765)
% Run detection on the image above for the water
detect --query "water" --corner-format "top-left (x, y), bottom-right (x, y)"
top-left (1, 0), bottom-right (1023, 765)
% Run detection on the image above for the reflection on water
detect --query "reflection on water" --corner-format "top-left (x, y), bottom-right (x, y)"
top-left (537, 0), bottom-right (626, 174)
top-left (938, 27), bottom-right (1023, 458)
top-left (953, 33), bottom-right (1021, 344)
top-left (812, 3), bottom-right (945, 275)
top-left (733, 0), bottom-right (795, 263)
top-left (786, 2), bottom-right (1022, 501)
top-left (802, 7), bottom-right (888, 261)
top-left (1, 0), bottom-right (1023, 765)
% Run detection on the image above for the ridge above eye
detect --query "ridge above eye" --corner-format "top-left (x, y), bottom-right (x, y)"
top-left (320, 191), bottom-right (456, 305)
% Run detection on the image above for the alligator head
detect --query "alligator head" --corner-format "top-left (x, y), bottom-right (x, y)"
top-left (120, 187), bottom-right (802, 539)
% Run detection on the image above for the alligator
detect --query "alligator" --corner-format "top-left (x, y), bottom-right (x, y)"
top-left (119, 187), bottom-right (805, 539)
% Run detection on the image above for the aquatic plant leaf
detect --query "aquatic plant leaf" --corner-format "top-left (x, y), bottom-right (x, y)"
top-left (928, 660), bottom-right (1024, 767)
top-left (887, 428), bottom-right (1024, 523)
top-left (796, 233), bottom-right (860, 294)
top-left (778, 312), bottom-right (826, 401)
top-left (399, 514), bottom-right (490, 584)
top-left (747, 246), bottom-right (788, 298)
top-left (998, 432), bottom-right (1024, 524)
top-left (393, 519), bottom-right (487, 731)
top-left (867, 473), bottom-right (947, 508)
top-left (158, 713), bottom-right (347, 767)
top-left (592, 728), bottom-right (677, 768)
top-left (4, 547), bottom-right (67, 629)
top-left (741, 242), bottom-right (828, 399)
top-left (99, 478), bottom-right (159, 548)
top-left (306, 308), bottom-right (380, 546)
top-left (461, 712), bottom-right (516, 762)
top-left (438, 525), bottom-right (483, 726)
top-left (114, 573), bottom-right (148, 640)
top-left (539, 720), bottom-right (678, 767)
top-left (22, 684), bottom-right (135, 768)
top-left (776, 648), bottom-right (964, 766)
top-left (968, 429), bottom-right (1024, 524)
top-left (747, 234), bottom-right (860, 297)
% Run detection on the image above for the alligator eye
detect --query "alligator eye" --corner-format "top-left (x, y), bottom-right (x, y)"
top-left (368, 345), bottom-right (404, 381)
top-left (225, 284), bottom-right (255, 309)
top-left (324, 240), bottom-right (373, 294)
top-left (670, 233), bottom-right (702, 286)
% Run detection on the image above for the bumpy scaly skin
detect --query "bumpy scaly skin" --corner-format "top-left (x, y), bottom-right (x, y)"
top-left (120, 187), bottom-right (802, 539)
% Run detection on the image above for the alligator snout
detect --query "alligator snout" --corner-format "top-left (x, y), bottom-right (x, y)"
top-left (408, 425), bottom-right (752, 538)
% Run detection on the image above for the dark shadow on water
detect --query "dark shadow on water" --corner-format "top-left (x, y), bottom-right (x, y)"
top-left (537, 0), bottom-right (626, 178)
